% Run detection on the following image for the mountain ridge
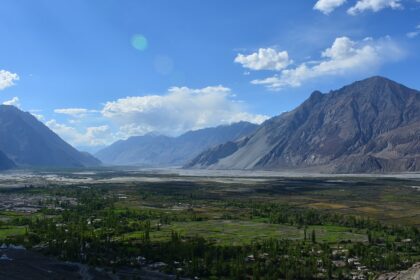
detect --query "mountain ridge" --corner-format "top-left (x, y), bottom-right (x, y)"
top-left (186, 76), bottom-right (420, 173)
top-left (0, 105), bottom-right (100, 168)
top-left (95, 121), bottom-right (258, 166)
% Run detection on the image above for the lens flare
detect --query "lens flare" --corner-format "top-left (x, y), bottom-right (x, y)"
top-left (131, 34), bottom-right (148, 51)
top-left (154, 55), bottom-right (174, 75)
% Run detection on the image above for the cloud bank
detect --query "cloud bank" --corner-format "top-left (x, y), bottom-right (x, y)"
top-left (347, 0), bottom-right (402, 15)
top-left (46, 119), bottom-right (111, 147)
top-left (46, 86), bottom-right (268, 148)
top-left (102, 86), bottom-right (268, 138)
top-left (244, 36), bottom-right (403, 90)
top-left (313, 0), bottom-right (403, 15)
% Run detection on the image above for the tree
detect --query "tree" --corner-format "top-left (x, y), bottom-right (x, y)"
top-left (311, 229), bottom-right (316, 243)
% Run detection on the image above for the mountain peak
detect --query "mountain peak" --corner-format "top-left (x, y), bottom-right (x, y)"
top-left (340, 76), bottom-right (390, 90)
top-left (360, 75), bottom-right (391, 83)
top-left (0, 104), bottom-right (20, 112)
top-left (348, 75), bottom-right (406, 91)
top-left (328, 75), bottom-right (420, 104)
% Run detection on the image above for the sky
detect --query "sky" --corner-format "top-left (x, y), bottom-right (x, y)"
top-left (0, 0), bottom-right (419, 152)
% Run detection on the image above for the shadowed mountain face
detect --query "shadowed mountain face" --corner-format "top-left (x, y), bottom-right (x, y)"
top-left (0, 105), bottom-right (100, 168)
top-left (95, 122), bottom-right (258, 166)
top-left (0, 150), bottom-right (15, 170)
top-left (186, 76), bottom-right (420, 173)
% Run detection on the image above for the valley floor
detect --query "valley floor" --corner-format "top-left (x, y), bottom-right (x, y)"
top-left (0, 168), bottom-right (419, 279)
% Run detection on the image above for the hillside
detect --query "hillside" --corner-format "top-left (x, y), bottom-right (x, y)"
top-left (96, 122), bottom-right (258, 166)
top-left (0, 105), bottom-right (100, 168)
top-left (0, 150), bottom-right (15, 170)
top-left (186, 76), bottom-right (420, 173)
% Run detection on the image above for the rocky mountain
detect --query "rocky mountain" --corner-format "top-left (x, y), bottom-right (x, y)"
top-left (186, 76), bottom-right (420, 173)
top-left (0, 105), bottom-right (100, 168)
top-left (96, 122), bottom-right (258, 166)
top-left (0, 150), bottom-right (15, 170)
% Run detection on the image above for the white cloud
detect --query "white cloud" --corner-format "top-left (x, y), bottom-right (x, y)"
top-left (32, 113), bottom-right (45, 121)
top-left (251, 36), bottom-right (403, 90)
top-left (39, 86), bottom-right (269, 148)
top-left (54, 108), bottom-right (98, 118)
top-left (28, 110), bottom-right (45, 121)
top-left (54, 108), bottom-right (89, 115)
top-left (46, 119), bottom-right (111, 147)
top-left (3, 96), bottom-right (21, 107)
top-left (0, 70), bottom-right (19, 90)
top-left (234, 48), bottom-right (292, 71)
top-left (407, 31), bottom-right (419, 38)
top-left (406, 24), bottom-right (420, 38)
top-left (347, 0), bottom-right (402, 15)
top-left (314, 0), bottom-right (347, 14)
top-left (102, 86), bottom-right (268, 138)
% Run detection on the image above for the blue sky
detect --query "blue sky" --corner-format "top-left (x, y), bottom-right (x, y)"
top-left (0, 0), bottom-right (419, 151)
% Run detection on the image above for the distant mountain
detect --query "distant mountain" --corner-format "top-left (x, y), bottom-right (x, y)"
top-left (186, 76), bottom-right (420, 173)
top-left (95, 122), bottom-right (258, 166)
top-left (0, 105), bottom-right (100, 168)
top-left (0, 150), bottom-right (15, 170)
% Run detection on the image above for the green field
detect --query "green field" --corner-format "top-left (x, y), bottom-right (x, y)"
top-left (123, 220), bottom-right (368, 245)
top-left (0, 226), bottom-right (26, 239)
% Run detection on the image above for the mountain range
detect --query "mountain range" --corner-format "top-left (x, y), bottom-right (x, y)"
top-left (0, 105), bottom-right (100, 170)
top-left (95, 121), bottom-right (258, 166)
top-left (186, 76), bottom-right (420, 173)
top-left (1, 76), bottom-right (418, 173)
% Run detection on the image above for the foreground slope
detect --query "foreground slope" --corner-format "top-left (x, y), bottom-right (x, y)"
top-left (0, 105), bottom-right (100, 168)
top-left (187, 76), bottom-right (420, 173)
top-left (96, 122), bottom-right (258, 166)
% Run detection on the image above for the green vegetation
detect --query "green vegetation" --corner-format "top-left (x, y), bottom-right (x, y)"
top-left (0, 175), bottom-right (419, 279)
top-left (0, 225), bottom-right (26, 239)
